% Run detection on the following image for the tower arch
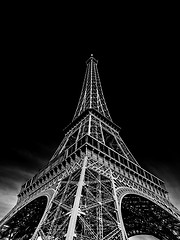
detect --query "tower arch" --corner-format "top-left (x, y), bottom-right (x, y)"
top-left (119, 191), bottom-right (180, 239)
top-left (0, 195), bottom-right (48, 239)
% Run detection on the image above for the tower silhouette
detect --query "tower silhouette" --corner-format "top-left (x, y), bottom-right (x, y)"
top-left (0, 55), bottom-right (180, 239)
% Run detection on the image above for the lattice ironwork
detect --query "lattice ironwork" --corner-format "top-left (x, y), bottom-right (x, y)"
top-left (73, 55), bottom-right (112, 121)
top-left (74, 168), bottom-right (120, 239)
top-left (40, 169), bottom-right (82, 239)
top-left (0, 196), bottom-right (47, 240)
top-left (122, 194), bottom-right (180, 239)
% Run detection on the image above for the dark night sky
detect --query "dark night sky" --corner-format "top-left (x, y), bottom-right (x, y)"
top-left (0, 4), bottom-right (179, 223)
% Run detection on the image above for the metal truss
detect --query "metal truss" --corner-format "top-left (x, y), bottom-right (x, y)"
top-left (73, 55), bottom-right (112, 121)
top-left (0, 196), bottom-right (47, 239)
top-left (122, 194), bottom-right (180, 239)
top-left (33, 154), bottom-right (124, 240)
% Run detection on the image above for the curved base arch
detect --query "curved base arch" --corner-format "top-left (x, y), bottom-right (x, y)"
top-left (0, 196), bottom-right (48, 240)
top-left (121, 193), bottom-right (180, 240)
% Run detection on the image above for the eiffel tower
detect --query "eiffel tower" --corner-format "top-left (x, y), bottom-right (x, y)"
top-left (0, 55), bottom-right (180, 240)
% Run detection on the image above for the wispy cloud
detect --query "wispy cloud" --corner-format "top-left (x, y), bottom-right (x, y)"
top-left (0, 166), bottom-right (33, 220)
top-left (0, 149), bottom-right (48, 221)
top-left (146, 160), bottom-right (180, 211)
top-left (15, 148), bottom-right (48, 170)
top-left (0, 189), bottom-right (17, 220)
top-left (165, 179), bottom-right (180, 210)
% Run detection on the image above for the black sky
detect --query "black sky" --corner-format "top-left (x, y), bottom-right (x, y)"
top-left (0, 4), bottom-right (179, 219)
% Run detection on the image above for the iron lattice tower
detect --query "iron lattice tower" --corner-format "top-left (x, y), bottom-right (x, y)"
top-left (0, 55), bottom-right (180, 240)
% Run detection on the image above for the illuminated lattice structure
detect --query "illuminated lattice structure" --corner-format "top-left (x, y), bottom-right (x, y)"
top-left (0, 55), bottom-right (180, 240)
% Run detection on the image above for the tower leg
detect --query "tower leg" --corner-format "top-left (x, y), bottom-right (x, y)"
top-left (65, 155), bottom-right (88, 240)
top-left (110, 170), bottom-right (128, 240)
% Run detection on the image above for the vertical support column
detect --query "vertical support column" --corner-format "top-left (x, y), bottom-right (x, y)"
top-left (97, 170), bottom-right (103, 239)
top-left (110, 170), bottom-right (128, 240)
top-left (89, 57), bottom-right (93, 109)
top-left (65, 155), bottom-right (88, 240)
top-left (88, 114), bottom-right (91, 135)
top-left (32, 182), bottom-right (61, 240)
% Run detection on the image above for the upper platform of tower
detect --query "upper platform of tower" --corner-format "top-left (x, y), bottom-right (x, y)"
top-left (73, 54), bottom-right (112, 122)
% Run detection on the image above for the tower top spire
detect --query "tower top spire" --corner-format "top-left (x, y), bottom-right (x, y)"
top-left (73, 55), bottom-right (112, 121)
top-left (86, 54), bottom-right (98, 65)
